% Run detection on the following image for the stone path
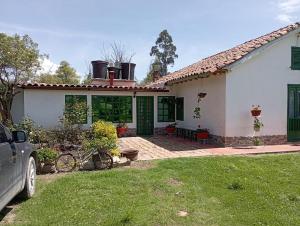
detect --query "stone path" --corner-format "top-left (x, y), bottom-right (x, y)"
top-left (119, 136), bottom-right (300, 160)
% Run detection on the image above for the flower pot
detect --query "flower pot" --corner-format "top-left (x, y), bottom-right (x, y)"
top-left (117, 127), bottom-right (128, 137)
top-left (121, 63), bottom-right (136, 80)
top-left (251, 109), bottom-right (261, 117)
top-left (196, 132), bottom-right (209, 139)
top-left (121, 149), bottom-right (139, 161)
top-left (166, 127), bottom-right (176, 134)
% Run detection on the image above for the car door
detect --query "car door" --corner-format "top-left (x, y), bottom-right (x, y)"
top-left (0, 125), bottom-right (15, 203)
top-left (4, 127), bottom-right (23, 189)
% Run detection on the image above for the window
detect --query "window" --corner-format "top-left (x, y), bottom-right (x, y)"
top-left (158, 96), bottom-right (175, 122)
top-left (291, 47), bottom-right (300, 70)
top-left (65, 95), bottom-right (88, 124)
top-left (176, 97), bottom-right (184, 121)
top-left (92, 96), bottom-right (132, 123)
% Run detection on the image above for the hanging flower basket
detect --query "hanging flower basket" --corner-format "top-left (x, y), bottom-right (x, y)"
top-left (251, 109), bottom-right (261, 117)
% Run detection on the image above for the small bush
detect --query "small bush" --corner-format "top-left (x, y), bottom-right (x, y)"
top-left (37, 148), bottom-right (58, 164)
top-left (110, 148), bottom-right (121, 157)
top-left (14, 117), bottom-right (48, 144)
top-left (227, 182), bottom-right (244, 190)
top-left (92, 120), bottom-right (117, 141)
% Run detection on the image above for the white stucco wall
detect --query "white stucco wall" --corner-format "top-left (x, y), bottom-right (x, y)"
top-left (225, 32), bottom-right (300, 137)
top-left (172, 76), bottom-right (226, 136)
top-left (21, 89), bottom-right (175, 129)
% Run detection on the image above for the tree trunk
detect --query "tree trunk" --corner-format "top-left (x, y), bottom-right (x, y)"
top-left (0, 97), bottom-right (13, 125)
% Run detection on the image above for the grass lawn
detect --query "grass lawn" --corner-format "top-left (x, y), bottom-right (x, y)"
top-left (10, 154), bottom-right (300, 226)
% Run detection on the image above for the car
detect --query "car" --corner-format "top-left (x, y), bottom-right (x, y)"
top-left (0, 123), bottom-right (37, 211)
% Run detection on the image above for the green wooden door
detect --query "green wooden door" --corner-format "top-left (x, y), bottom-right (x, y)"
top-left (136, 96), bottom-right (154, 136)
top-left (288, 85), bottom-right (300, 141)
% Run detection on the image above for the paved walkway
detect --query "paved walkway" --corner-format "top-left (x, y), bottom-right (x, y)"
top-left (119, 136), bottom-right (300, 160)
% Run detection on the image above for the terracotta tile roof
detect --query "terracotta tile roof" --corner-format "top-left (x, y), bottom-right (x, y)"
top-left (150, 22), bottom-right (300, 87)
top-left (18, 82), bottom-right (169, 92)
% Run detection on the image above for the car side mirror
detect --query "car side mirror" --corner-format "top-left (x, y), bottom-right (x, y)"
top-left (12, 130), bottom-right (27, 143)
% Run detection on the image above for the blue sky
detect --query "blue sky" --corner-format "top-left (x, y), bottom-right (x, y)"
top-left (1, 0), bottom-right (300, 81)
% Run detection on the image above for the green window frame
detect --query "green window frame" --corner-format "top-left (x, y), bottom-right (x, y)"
top-left (92, 96), bottom-right (132, 123)
top-left (176, 97), bottom-right (184, 121)
top-left (291, 46), bottom-right (300, 70)
top-left (65, 95), bottom-right (88, 124)
top-left (158, 96), bottom-right (175, 122)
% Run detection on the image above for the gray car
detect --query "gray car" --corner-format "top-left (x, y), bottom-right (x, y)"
top-left (0, 123), bottom-right (37, 211)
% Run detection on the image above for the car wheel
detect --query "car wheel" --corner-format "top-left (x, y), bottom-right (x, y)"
top-left (20, 156), bottom-right (36, 199)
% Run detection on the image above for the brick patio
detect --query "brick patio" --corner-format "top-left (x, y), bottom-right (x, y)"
top-left (119, 135), bottom-right (300, 160)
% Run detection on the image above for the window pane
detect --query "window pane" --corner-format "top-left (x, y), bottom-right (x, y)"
top-left (92, 96), bottom-right (132, 123)
top-left (157, 96), bottom-right (175, 122)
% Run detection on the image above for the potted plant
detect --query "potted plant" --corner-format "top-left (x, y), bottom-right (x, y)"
top-left (116, 122), bottom-right (128, 138)
top-left (251, 105), bottom-right (262, 117)
top-left (37, 148), bottom-right (58, 174)
top-left (253, 117), bottom-right (264, 132)
top-left (196, 126), bottom-right (209, 139)
top-left (165, 123), bottom-right (177, 134)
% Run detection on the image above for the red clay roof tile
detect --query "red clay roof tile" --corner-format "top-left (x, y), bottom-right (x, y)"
top-left (150, 22), bottom-right (300, 87)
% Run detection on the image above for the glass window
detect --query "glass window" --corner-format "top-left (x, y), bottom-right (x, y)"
top-left (176, 97), bottom-right (184, 121)
top-left (92, 96), bottom-right (132, 123)
top-left (65, 95), bottom-right (88, 124)
top-left (157, 96), bottom-right (175, 122)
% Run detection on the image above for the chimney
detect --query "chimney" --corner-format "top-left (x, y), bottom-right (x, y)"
top-left (108, 70), bottom-right (115, 86)
top-left (152, 70), bottom-right (161, 82)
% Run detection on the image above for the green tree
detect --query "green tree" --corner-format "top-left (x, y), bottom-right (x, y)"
top-left (150, 30), bottom-right (178, 76)
top-left (38, 73), bottom-right (61, 84)
top-left (56, 61), bottom-right (80, 84)
top-left (140, 58), bottom-right (162, 85)
top-left (0, 33), bottom-right (41, 124)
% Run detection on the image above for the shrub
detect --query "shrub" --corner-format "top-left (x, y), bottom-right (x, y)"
top-left (83, 120), bottom-right (118, 153)
top-left (14, 117), bottom-right (48, 144)
top-left (110, 148), bottom-right (121, 157)
top-left (82, 137), bottom-right (117, 152)
top-left (92, 120), bottom-right (117, 141)
top-left (37, 148), bottom-right (58, 164)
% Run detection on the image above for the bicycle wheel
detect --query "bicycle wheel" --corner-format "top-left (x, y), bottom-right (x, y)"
top-left (93, 152), bottom-right (113, 170)
top-left (55, 153), bottom-right (77, 172)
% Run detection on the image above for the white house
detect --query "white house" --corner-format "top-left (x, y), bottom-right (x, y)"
top-left (12, 23), bottom-right (300, 146)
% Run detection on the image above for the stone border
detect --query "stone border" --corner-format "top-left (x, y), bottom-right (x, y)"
top-left (210, 134), bottom-right (287, 147)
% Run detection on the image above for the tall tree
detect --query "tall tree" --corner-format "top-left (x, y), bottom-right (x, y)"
top-left (0, 33), bottom-right (40, 124)
top-left (150, 30), bottom-right (178, 76)
top-left (56, 61), bottom-right (80, 84)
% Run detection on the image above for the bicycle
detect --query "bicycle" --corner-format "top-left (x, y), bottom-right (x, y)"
top-left (55, 144), bottom-right (113, 172)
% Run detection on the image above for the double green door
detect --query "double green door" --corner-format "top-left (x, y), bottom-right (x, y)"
top-left (136, 96), bottom-right (154, 136)
top-left (288, 85), bottom-right (300, 141)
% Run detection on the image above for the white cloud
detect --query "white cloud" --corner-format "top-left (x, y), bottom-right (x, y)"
top-left (38, 58), bottom-right (59, 75)
top-left (276, 0), bottom-right (300, 23)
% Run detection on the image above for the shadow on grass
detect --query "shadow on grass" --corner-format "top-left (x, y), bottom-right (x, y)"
top-left (0, 196), bottom-right (25, 223)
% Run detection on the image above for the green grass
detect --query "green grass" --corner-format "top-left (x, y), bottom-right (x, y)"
top-left (13, 154), bottom-right (300, 226)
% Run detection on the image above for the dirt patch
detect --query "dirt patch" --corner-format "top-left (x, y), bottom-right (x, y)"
top-left (167, 178), bottom-right (183, 186)
top-left (37, 172), bottom-right (69, 184)
top-left (177, 210), bottom-right (188, 217)
top-left (120, 160), bottom-right (156, 170)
